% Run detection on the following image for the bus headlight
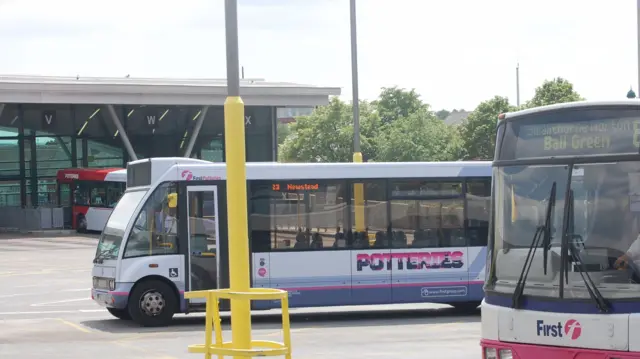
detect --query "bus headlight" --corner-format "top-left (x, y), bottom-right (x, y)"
top-left (93, 276), bottom-right (116, 291)
top-left (485, 348), bottom-right (498, 359)
top-left (499, 349), bottom-right (512, 359)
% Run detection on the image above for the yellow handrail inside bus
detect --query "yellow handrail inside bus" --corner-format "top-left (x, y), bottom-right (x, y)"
top-left (150, 207), bottom-right (155, 256)
top-left (296, 194), bottom-right (301, 230)
top-left (168, 193), bottom-right (177, 209)
top-left (353, 152), bottom-right (365, 232)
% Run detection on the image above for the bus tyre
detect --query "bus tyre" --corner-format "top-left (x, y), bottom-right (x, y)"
top-left (451, 301), bottom-right (481, 312)
top-left (128, 280), bottom-right (177, 327)
top-left (107, 307), bottom-right (131, 320)
top-left (77, 215), bottom-right (87, 233)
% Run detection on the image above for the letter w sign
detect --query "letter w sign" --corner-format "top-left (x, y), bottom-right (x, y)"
top-left (145, 110), bottom-right (159, 130)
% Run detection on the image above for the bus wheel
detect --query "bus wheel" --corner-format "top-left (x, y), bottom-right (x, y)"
top-left (107, 307), bottom-right (131, 320)
top-left (450, 301), bottom-right (481, 312)
top-left (76, 215), bottom-right (87, 233)
top-left (128, 280), bottom-right (177, 327)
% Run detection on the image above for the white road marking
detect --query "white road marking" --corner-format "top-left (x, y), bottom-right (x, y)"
top-left (31, 297), bottom-right (92, 307)
top-left (0, 288), bottom-right (90, 299)
top-left (13, 283), bottom-right (46, 289)
top-left (0, 309), bottom-right (104, 315)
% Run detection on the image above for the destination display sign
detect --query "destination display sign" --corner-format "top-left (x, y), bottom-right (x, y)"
top-left (272, 183), bottom-right (320, 192)
top-left (514, 117), bottom-right (640, 158)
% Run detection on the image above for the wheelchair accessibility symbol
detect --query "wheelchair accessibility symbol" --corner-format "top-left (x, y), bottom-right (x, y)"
top-left (169, 268), bottom-right (179, 278)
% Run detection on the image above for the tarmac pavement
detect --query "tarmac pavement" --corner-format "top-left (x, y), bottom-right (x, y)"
top-left (0, 235), bottom-right (482, 358)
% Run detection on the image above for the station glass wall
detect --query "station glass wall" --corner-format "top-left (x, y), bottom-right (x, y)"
top-left (0, 104), bottom-right (277, 207)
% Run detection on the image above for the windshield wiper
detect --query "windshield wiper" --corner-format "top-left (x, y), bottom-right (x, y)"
top-left (561, 190), bottom-right (610, 313)
top-left (511, 182), bottom-right (556, 309)
top-left (93, 246), bottom-right (117, 264)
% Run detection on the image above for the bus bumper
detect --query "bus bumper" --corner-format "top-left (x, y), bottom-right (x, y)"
top-left (91, 283), bottom-right (133, 310)
top-left (481, 339), bottom-right (640, 359)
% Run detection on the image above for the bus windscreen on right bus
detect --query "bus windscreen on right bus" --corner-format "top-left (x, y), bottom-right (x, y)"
top-left (499, 108), bottom-right (640, 160)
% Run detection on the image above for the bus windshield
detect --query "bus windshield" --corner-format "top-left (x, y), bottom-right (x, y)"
top-left (95, 190), bottom-right (147, 261)
top-left (492, 157), bottom-right (640, 300)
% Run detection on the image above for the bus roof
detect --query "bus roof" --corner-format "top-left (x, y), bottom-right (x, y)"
top-left (56, 167), bottom-right (125, 182)
top-left (105, 169), bottom-right (127, 182)
top-left (127, 158), bottom-right (492, 187)
top-left (501, 100), bottom-right (640, 120)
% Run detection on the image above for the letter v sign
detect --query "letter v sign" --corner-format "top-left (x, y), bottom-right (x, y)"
top-left (42, 111), bottom-right (55, 127)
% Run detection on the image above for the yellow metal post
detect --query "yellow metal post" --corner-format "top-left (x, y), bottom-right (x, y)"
top-left (223, 0), bottom-right (251, 356)
top-left (353, 152), bottom-right (365, 232)
top-left (224, 96), bottom-right (252, 357)
top-left (186, 1), bottom-right (291, 357)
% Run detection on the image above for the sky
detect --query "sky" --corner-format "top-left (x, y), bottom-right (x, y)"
top-left (0, 0), bottom-right (637, 111)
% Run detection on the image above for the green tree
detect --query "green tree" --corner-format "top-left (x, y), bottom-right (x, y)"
top-left (459, 96), bottom-right (515, 160)
top-left (435, 109), bottom-right (451, 120)
top-left (525, 77), bottom-right (584, 108)
top-left (375, 111), bottom-right (462, 162)
top-left (372, 86), bottom-right (427, 124)
top-left (279, 97), bottom-right (381, 162)
top-left (276, 122), bottom-right (291, 146)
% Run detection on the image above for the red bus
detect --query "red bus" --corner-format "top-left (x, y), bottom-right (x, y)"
top-left (57, 168), bottom-right (126, 232)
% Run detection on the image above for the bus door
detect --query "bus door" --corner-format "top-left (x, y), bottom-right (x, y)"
top-left (183, 184), bottom-right (228, 308)
top-left (465, 178), bottom-right (492, 300)
top-left (57, 180), bottom-right (73, 228)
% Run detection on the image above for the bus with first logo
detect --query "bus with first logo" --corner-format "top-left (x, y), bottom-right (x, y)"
top-left (56, 168), bottom-right (126, 233)
top-left (91, 157), bottom-right (491, 326)
top-left (482, 101), bottom-right (640, 359)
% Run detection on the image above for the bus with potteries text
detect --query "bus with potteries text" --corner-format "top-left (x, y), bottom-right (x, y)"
top-left (91, 157), bottom-right (491, 326)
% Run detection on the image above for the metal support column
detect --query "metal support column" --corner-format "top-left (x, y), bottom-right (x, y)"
top-left (637, 0), bottom-right (640, 96)
top-left (54, 136), bottom-right (72, 161)
top-left (106, 105), bottom-right (137, 161)
top-left (18, 105), bottom-right (26, 207)
top-left (29, 130), bottom-right (37, 207)
top-left (0, 104), bottom-right (5, 120)
top-left (183, 106), bottom-right (209, 158)
top-left (70, 105), bottom-right (77, 168)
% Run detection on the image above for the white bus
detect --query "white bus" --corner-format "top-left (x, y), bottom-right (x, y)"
top-left (481, 101), bottom-right (640, 359)
top-left (91, 157), bottom-right (491, 327)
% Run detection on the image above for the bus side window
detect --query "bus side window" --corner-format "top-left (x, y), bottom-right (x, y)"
top-left (249, 183), bottom-right (273, 253)
top-left (261, 181), bottom-right (348, 251)
top-left (74, 182), bottom-right (90, 205)
top-left (350, 180), bottom-right (388, 249)
top-left (107, 182), bottom-right (125, 207)
top-left (466, 179), bottom-right (491, 247)
top-left (390, 180), bottom-right (464, 249)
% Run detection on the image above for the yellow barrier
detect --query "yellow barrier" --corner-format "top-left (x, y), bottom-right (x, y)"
top-left (185, 288), bottom-right (292, 359)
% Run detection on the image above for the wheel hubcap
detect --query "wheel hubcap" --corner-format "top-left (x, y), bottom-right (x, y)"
top-left (140, 290), bottom-right (165, 316)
